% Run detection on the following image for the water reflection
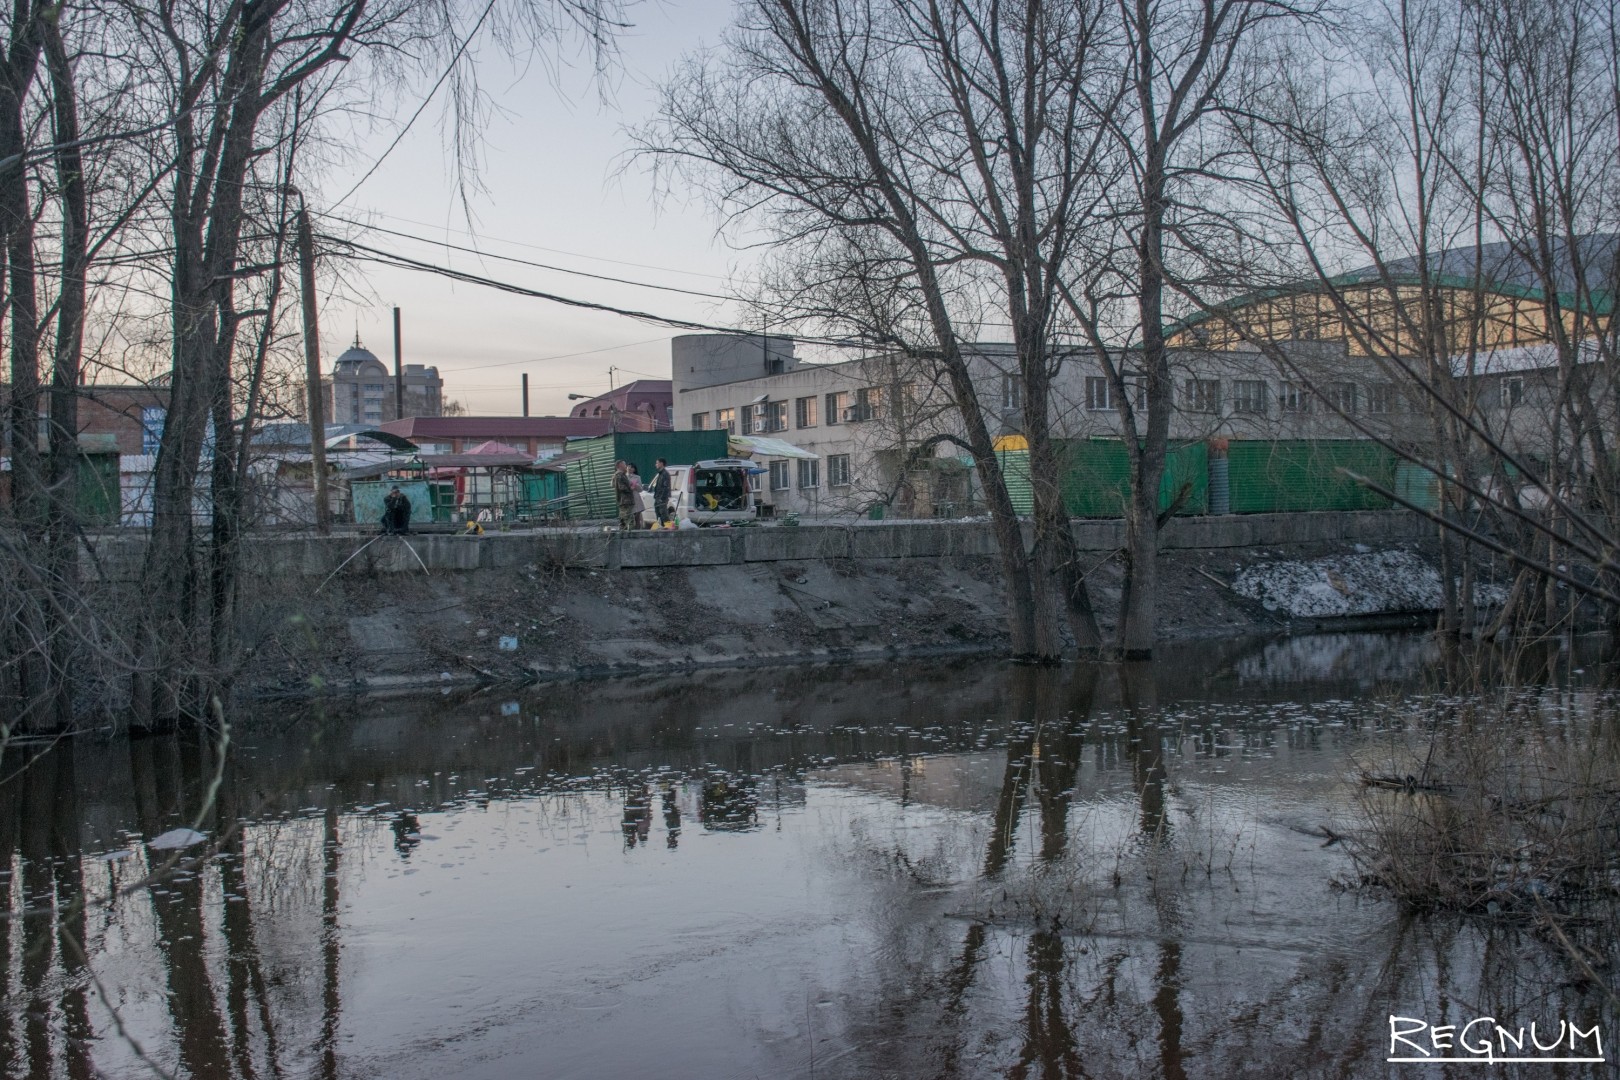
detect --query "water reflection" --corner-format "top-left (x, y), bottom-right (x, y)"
top-left (1, 634), bottom-right (1616, 1079)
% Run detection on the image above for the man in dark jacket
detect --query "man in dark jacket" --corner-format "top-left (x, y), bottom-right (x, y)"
top-left (382, 486), bottom-right (412, 534)
top-left (651, 458), bottom-right (672, 527)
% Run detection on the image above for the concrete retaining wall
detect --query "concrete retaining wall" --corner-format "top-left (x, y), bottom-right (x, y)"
top-left (82, 510), bottom-right (1431, 582)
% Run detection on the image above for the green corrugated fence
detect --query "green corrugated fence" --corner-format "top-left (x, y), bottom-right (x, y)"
top-left (990, 438), bottom-right (1403, 518)
top-left (1226, 440), bottom-right (1395, 513)
top-left (1059, 439), bottom-right (1209, 517)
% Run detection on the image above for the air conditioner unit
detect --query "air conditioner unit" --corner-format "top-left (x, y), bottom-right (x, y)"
top-left (751, 417), bottom-right (768, 433)
top-left (841, 406), bottom-right (861, 423)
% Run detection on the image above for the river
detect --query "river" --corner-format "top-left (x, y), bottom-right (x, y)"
top-left (1, 632), bottom-right (1615, 1079)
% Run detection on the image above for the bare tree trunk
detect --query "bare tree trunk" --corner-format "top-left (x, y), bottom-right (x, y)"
top-left (0, 1), bottom-right (48, 723)
top-left (135, 6), bottom-right (291, 721)
top-left (1120, 151), bottom-right (1172, 660)
top-left (43, 18), bottom-right (87, 729)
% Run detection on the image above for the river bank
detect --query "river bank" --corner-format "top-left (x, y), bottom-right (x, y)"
top-left (219, 512), bottom-right (1464, 698)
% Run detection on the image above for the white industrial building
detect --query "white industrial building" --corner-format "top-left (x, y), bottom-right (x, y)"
top-left (672, 333), bottom-right (1408, 518)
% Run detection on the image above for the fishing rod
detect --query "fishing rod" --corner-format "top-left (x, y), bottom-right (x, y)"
top-left (314, 531), bottom-right (387, 593)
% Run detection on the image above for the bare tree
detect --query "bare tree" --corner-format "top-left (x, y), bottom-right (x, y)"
top-left (642, 0), bottom-right (1137, 658)
top-left (1204, 0), bottom-right (1620, 638)
top-left (1058, 0), bottom-right (1316, 658)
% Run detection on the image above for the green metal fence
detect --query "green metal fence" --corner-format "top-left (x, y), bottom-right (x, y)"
top-left (1226, 440), bottom-right (1395, 513)
top-left (992, 438), bottom-right (1404, 518)
top-left (1059, 439), bottom-right (1209, 517)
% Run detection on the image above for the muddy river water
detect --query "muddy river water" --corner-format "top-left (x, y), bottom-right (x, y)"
top-left (2, 633), bottom-right (1616, 1079)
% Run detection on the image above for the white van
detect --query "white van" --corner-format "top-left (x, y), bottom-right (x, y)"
top-left (639, 458), bottom-right (760, 526)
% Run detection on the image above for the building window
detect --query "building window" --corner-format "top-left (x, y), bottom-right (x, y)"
top-left (795, 396), bottom-right (818, 428)
top-left (765, 400), bottom-right (788, 432)
top-left (716, 407), bottom-right (735, 434)
top-left (769, 460), bottom-right (790, 491)
top-left (797, 458), bottom-right (820, 489)
top-left (1183, 378), bottom-right (1220, 414)
top-left (826, 391), bottom-right (850, 426)
top-left (1232, 380), bottom-right (1267, 415)
top-left (1500, 377), bottom-right (1524, 409)
top-left (691, 412), bottom-right (710, 430)
top-left (854, 386), bottom-right (884, 422)
top-left (1280, 382), bottom-right (1310, 413)
top-left (1085, 376), bottom-right (1112, 411)
top-left (827, 454), bottom-right (852, 487)
top-left (1002, 375), bottom-right (1023, 411)
top-left (1366, 383), bottom-right (1394, 415)
top-left (140, 406), bottom-right (166, 454)
top-left (741, 404), bottom-right (757, 432)
top-left (1323, 381), bottom-right (1356, 414)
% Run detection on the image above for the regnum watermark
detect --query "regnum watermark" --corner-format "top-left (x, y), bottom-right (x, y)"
top-left (1389, 1015), bottom-right (1605, 1065)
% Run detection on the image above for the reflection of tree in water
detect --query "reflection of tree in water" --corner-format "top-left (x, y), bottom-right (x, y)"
top-left (663, 788), bottom-right (682, 848)
top-left (6, 650), bottom-right (1618, 1079)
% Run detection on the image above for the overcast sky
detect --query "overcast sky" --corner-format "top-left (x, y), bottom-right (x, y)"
top-left (317, 0), bottom-right (751, 417)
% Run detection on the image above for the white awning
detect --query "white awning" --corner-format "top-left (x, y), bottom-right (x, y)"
top-left (728, 435), bottom-right (818, 460)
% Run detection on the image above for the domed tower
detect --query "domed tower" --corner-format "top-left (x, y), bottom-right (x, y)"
top-left (327, 335), bottom-right (394, 425)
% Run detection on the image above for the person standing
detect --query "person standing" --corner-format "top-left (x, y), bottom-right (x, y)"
top-left (612, 460), bottom-right (637, 531)
top-left (652, 458), bottom-right (672, 528)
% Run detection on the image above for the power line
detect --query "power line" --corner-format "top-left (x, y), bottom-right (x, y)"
top-left (322, 235), bottom-right (875, 350)
top-left (317, 212), bottom-right (736, 300)
top-left (447, 336), bottom-right (668, 374)
top-left (320, 207), bottom-right (732, 282)
top-left (328, 0), bottom-right (500, 210)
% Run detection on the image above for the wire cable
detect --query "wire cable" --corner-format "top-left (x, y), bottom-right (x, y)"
top-left (322, 234), bottom-right (874, 349)
top-left (328, 0), bottom-right (500, 210)
top-left (318, 212), bottom-right (735, 300)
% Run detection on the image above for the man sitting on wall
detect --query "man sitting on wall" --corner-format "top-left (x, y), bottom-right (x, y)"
top-left (382, 486), bottom-right (412, 535)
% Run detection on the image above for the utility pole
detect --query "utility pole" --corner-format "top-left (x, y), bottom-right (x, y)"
top-left (521, 373), bottom-right (530, 417)
top-left (295, 203), bottom-right (330, 533)
top-left (392, 306), bottom-right (404, 420)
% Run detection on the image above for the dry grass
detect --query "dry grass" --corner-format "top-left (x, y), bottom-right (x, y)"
top-left (1351, 724), bottom-right (1620, 916)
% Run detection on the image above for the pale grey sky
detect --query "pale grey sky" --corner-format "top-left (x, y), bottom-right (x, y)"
top-left (319, 0), bottom-right (749, 417)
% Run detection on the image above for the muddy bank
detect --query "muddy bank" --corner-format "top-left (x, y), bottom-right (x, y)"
top-left (238, 532), bottom-right (1450, 698)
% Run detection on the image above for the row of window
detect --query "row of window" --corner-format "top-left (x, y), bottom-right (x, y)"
top-left (693, 389), bottom-right (886, 435)
top-left (1064, 374), bottom-right (1525, 415)
top-left (1060, 375), bottom-right (1396, 416)
top-left (763, 454), bottom-right (853, 492)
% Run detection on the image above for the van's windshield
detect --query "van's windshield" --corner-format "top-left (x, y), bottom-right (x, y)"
top-left (691, 468), bottom-right (748, 511)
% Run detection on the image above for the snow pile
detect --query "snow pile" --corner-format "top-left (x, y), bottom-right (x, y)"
top-left (1233, 550), bottom-right (1443, 618)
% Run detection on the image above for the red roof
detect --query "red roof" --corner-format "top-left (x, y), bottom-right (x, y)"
top-left (379, 416), bottom-right (613, 440)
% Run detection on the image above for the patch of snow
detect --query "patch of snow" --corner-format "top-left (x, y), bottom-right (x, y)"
top-left (148, 828), bottom-right (208, 851)
top-left (1233, 550), bottom-right (1443, 618)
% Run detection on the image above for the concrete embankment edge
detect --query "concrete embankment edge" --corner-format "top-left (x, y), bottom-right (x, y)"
top-left (86, 510), bottom-right (1429, 580)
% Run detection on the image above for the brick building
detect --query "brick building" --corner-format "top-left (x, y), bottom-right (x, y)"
top-left (0, 382), bottom-right (169, 455)
top-left (566, 380), bottom-right (673, 431)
